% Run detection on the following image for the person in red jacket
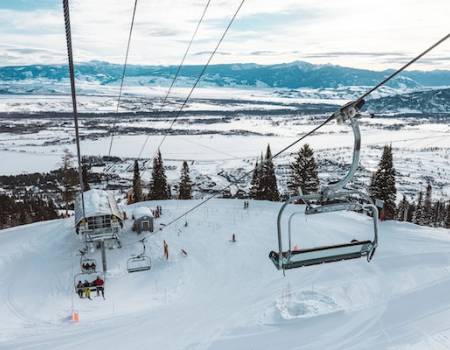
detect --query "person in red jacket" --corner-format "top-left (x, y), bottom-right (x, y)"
top-left (94, 276), bottom-right (105, 299)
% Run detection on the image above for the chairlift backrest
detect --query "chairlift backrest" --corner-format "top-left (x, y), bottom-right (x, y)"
top-left (127, 255), bottom-right (151, 273)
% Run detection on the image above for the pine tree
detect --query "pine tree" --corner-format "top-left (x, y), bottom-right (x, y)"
top-left (437, 201), bottom-right (447, 227)
top-left (445, 202), bottom-right (450, 229)
top-left (406, 202), bottom-right (416, 222)
top-left (249, 158), bottom-right (260, 199)
top-left (396, 195), bottom-right (409, 222)
top-left (413, 191), bottom-right (424, 225)
top-left (288, 144), bottom-right (319, 196)
top-left (431, 200), bottom-right (442, 227)
top-left (82, 163), bottom-right (91, 191)
top-left (422, 183), bottom-right (433, 226)
top-left (256, 153), bottom-right (264, 199)
top-left (132, 160), bottom-right (143, 203)
top-left (369, 145), bottom-right (397, 219)
top-left (61, 150), bottom-right (78, 216)
top-left (167, 184), bottom-right (172, 199)
top-left (178, 161), bottom-right (193, 199)
top-left (47, 198), bottom-right (59, 220)
top-left (258, 145), bottom-right (279, 201)
top-left (149, 150), bottom-right (169, 200)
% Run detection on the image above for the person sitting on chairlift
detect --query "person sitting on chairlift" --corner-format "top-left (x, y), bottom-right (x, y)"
top-left (83, 280), bottom-right (92, 300)
top-left (94, 276), bottom-right (105, 298)
top-left (76, 280), bottom-right (83, 298)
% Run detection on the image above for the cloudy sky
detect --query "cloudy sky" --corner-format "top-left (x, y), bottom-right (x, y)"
top-left (0, 0), bottom-right (448, 70)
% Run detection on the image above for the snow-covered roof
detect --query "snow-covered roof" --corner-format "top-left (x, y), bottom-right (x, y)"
top-left (74, 189), bottom-right (123, 226)
top-left (133, 206), bottom-right (153, 219)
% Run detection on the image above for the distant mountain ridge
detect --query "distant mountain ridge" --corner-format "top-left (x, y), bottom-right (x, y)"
top-left (365, 88), bottom-right (450, 114)
top-left (1, 60), bottom-right (450, 91)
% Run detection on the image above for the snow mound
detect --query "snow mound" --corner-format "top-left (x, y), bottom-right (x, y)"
top-left (272, 290), bottom-right (340, 321)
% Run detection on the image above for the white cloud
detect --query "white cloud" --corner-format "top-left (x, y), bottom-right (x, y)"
top-left (0, 0), bottom-right (448, 70)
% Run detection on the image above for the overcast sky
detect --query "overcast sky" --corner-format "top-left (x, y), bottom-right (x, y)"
top-left (0, 0), bottom-right (448, 70)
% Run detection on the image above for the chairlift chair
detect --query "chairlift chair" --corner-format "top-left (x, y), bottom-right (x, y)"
top-left (74, 271), bottom-right (105, 295)
top-left (80, 258), bottom-right (97, 273)
top-left (127, 239), bottom-right (151, 273)
top-left (269, 101), bottom-right (379, 272)
top-left (78, 249), bottom-right (97, 273)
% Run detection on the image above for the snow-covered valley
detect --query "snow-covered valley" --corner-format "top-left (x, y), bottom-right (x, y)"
top-left (1, 199), bottom-right (450, 349)
top-left (1, 91), bottom-right (449, 200)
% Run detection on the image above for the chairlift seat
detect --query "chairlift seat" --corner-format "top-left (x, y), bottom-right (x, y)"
top-left (269, 240), bottom-right (374, 270)
top-left (127, 255), bottom-right (151, 273)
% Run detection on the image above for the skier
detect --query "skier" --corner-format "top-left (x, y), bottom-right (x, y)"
top-left (94, 276), bottom-right (105, 299)
top-left (230, 234), bottom-right (236, 243)
top-left (163, 240), bottom-right (169, 260)
top-left (76, 281), bottom-right (83, 298)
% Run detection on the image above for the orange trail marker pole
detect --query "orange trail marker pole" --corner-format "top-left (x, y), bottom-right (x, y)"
top-left (71, 310), bottom-right (79, 322)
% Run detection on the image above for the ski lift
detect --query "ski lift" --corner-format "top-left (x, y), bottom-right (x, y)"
top-left (127, 239), bottom-right (151, 273)
top-left (269, 101), bottom-right (379, 272)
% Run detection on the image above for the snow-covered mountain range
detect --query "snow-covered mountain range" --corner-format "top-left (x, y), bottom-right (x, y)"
top-left (1, 60), bottom-right (450, 93)
top-left (1, 61), bottom-right (449, 114)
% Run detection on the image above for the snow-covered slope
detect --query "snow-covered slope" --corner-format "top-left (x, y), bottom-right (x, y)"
top-left (1, 199), bottom-right (450, 349)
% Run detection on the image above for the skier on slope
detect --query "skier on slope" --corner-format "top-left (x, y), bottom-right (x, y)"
top-left (163, 240), bottom-right (169, 260)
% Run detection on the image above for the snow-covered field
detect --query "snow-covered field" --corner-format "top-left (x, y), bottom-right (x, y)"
top-left (1, 111), bottom-right (449, 199)
top-left (1, 199), bottom-right (450, 349)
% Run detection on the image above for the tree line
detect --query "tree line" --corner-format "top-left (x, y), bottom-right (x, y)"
top-left (369, 145), bottom-right (450, 228)
top-left (129, 144), bottom-right (450, 228)
top-left (130, 143), bottom-right (450, 229)
top-left (130, 150), bottom-right (193, 204)
top-left (3, 143), bottom-right (448, 231)
top-left (0, 193), bottom-right (59, 229)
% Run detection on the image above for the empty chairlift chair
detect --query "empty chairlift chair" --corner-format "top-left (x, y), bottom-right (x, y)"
top-left (127, 239), bottom-right (151, 273)
top-left (269, 194), bottom-right (378, 270)
top-left (269, 101), bottom-right (379, 272)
